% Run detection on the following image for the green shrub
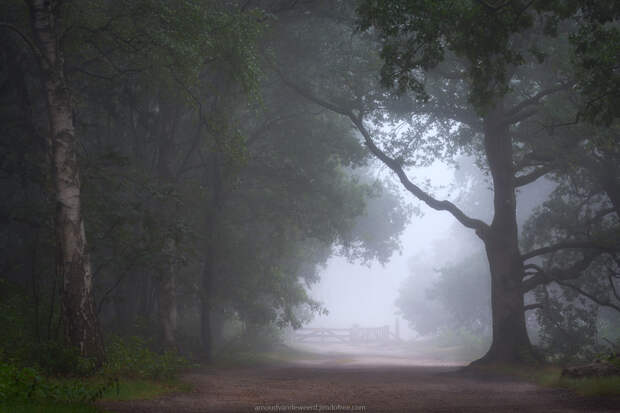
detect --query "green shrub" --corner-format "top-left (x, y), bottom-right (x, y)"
top-left (32, 342), bottom-right (96, 377)
top-left (0, 363), bottom-right (115, 404)
top-left (102, 336), bottom-right (188, 380)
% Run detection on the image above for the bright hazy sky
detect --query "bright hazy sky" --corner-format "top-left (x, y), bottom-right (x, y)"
top-left (308, 161), bottom-right (458, 339)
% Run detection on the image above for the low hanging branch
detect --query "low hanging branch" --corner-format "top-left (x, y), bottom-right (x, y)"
top-left (522, 252), bottom-right (601, 292)
top-left (0, 22), bottom-right (49, 67)
top-left (513, 164), bottom-right (553, 187)
top-left (555, 279), bottom-right (620, 312)
top-left (504, 83), bottom-right (572, 120)
top-left (522, 240), bottom-right (618, 261)
top-left (278, 72), bottom-right (490, 238)
top-left (523, 303), bottom-right (544, 311)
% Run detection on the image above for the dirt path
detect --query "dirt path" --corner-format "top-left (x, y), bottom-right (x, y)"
top-left (102, 356), bottom-right (620, 412)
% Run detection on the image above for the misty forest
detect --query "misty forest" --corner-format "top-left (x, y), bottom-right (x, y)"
top-left (1, 1), bottom-right (619, 412)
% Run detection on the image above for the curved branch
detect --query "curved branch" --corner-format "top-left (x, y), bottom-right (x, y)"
top-left (350, 115), bottom-right (490, 236)
top-left (278, 72), bottom-right (490, 237)
top-left (0, 22), bottom-right (48, 67)
top-left (522, 241), bottom-right (618, 261)
top-left (556, 280), bottom-right (620, 312)
top-left (514, 164), bottom-right (552, 187)
top-left (609, 272), bottom-right (620, 303)
top-left (475, 0), bottom-right (511, 11)
top-left (504, 83), bottom-right (572, 119)
top-left (522, 252), bottom-right (601, 291)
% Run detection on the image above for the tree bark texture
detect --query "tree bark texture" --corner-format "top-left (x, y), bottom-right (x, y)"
top-left (155, 107), bottom-right (179, 351)
top-left (27, 0), bottom-right (104, 362)
top-left (473, 107), bottom-right (537, 365)
top-left (158, 237), bottom-right (178, 350)
top-left (200, 257), bottom-right (214, 362)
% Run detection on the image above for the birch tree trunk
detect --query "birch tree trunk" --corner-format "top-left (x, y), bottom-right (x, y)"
top-left (27, 0), bottom-right (104, 362)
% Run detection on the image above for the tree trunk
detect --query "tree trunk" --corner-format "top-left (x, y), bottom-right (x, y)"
top-left (472, 107), bottom-right (538, 365)
top-left (152, 103), bottom-right (180, 351)
top-left (600, 166), bottom-right (620, 218)
top-left (200, 203), bottom-right (218, 361)
top-left (28, 0), bottom-right (104, 362)
top-left (200, 259), bottom-right (214, 362)
top-left (159, 238), bottom-right (178, 351)
top-left (200, 149), bottom-right (223, 362)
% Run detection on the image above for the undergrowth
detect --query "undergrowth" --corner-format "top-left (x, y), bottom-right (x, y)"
top-left (479, 359), bottom-right (620, 397)
top-left (0, 335), bottom-right (192, 411)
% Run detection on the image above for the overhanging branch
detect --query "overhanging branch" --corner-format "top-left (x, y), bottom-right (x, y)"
top-left (475, 0), bottom-right (511, 11)
top-left (350, 115), bottom-right (490, 235)
top-left (522, 241), bottom-right (617, 261)
top-left (0, 22), bottom-right (49, 67)
top-left (514, 164), bottom-right (552, 187)
top-left (522, 252), bottom-right (601, 291)
top-left (504, 83), bottom-right (571, 120)
top-left (278, 72), bottom-right (490, 237)
top-left (556, 280), bottom-right (620, 312)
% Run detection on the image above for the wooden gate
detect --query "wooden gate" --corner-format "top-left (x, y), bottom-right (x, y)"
top-left (290, 325), bottom-right (400, 344)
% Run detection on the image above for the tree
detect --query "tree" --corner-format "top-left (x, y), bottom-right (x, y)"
top-left (0, 0), bottom-right (106, 362)
top-left (268, 0), bottom-right (619, 364)
top-left (66, 0), bottom-right (266, 353)
top-left (520, 118), bottom-right (620, 359)
top-left (354, 0), bottom-right (619, 364)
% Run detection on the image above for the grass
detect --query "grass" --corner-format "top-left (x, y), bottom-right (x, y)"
top-left (474, 363), bottom-right (620, 397)
top-left (0, 403), bottom-right (101, 413)
top-left (99, 377), bottom-right (191, 401)
top-left (0, 377), bottom-right (192, 413)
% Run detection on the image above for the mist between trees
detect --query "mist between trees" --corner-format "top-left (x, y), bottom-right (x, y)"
top-left (0, 0), bottom-right (618, 380)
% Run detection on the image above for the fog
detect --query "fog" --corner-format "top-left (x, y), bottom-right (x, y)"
top-left (1, 1), bottom-right (619, 410)
top-left (308, 161), bottom-right (456, 340)
top-left (293, 146), bottom-right (563, 364)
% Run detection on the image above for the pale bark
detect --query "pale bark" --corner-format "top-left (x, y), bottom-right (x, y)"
top-left (27, 0), bottom-right (104, 362)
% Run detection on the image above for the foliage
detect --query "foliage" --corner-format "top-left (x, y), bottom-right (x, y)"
top-left (487, 364), bottom-right (620, 397)
top-left (357, 0), bottom-right (542, 109)
top-left (567, 2), bottom-right (620, 124)
top-left (102, 336), bottom-right (189, 380)
top-left (2, 0), bottom-right (616, 373)
top-left (31, 343), bottom-right (96, 378)
top-left (397, 251), bottom-right (491, 339)
top-left (0, 282), bottom-right (33, 364)
top-left (0, 363), bottom-right (113, 404)
top-left (0, 281), bottom-right (95, 377)
top-left (64, 0), bottom-right (266, 99)
top-left (533, 285), bottom-right (605, 362)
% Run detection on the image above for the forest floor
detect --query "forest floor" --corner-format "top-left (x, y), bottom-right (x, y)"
top-left (100, 351), bottom-right (620, 413)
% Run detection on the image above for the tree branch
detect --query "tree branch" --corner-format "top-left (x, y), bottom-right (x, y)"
top-left (0, 22), bottom-right (49, 67)
top-left (522, 252), bottom-right (601, 291)
top-left (501, 107), bottom-right (538, 126)
top-left (278, 72), bottom-right (491, 237)
top-left (475, 0), bottom-right (511, 11)
top-left (556, 280), bottom-right (620, 312)
top-left (350, 115), bottom-right (490, 236)
top-left (504, 83), bottom-right (571, 120)
top-left (522, 241), bottom-right (618, 261)
top-left (514, 164), bottom-right (552, 187)
top-left (608, 272), bottom-right (620, 303)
